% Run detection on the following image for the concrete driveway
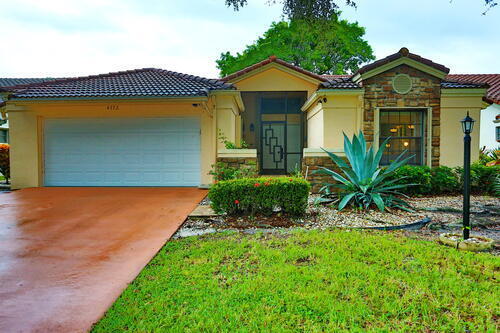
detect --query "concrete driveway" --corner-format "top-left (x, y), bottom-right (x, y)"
top-left (0, 187), bottom-right (206, 333)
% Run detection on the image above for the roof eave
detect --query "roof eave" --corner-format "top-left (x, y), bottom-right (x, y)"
top-left (354, 57), bottom-right (448, 83)
top-left (223, 57), bottom-right (326, 85)
top-left (7, 95), bottom-right (211, 103)
top-left (301, 88), bottom-right (364, 111)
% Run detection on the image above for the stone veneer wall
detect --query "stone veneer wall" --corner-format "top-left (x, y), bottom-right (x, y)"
top-left (302, 156), bottom-right (343, 193)
top-left (216, 157), bottom-right (259, 173)
top-left (362, 64), bottom-right (441, 166)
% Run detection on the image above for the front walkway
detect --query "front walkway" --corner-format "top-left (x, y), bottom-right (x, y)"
top-left (0, 187), bottom-right (206, 332)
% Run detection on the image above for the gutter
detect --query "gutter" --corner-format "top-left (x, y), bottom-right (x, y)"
top-left (7, 95), bottom-right (210, 103)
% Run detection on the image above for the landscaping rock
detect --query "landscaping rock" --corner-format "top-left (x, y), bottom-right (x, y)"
top-left (439, 233), bottom-right (495, 251)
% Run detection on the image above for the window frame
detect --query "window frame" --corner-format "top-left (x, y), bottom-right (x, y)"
top-left (376, 108), bottom-right (430, 166)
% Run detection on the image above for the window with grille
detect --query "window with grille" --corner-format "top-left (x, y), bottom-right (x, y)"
top-left (379, 110), bottom-right (425, 165)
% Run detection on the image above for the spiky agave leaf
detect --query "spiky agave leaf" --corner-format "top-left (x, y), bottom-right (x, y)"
top-left (313, 131), bottom-right (414, 212)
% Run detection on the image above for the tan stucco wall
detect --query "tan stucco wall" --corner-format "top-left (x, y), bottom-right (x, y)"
top-left (306, 104), bottom-right (324, 148)
top-left (305, 94), bottom-right (362, 150)
top-left (7, 99), bottom-right (219, 189)
top-left (440, 95), bottom-right (483, 167)
top-left (214, 94), bottom-right (241, 149)
top-left (230, 66), bottom-right (319, 98)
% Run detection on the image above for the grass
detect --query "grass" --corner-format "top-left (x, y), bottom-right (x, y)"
top-left (93, 230), bottom-right (499, 332)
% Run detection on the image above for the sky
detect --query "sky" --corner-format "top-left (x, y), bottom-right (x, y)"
top-left (0, 0), bottom-right (498, 79)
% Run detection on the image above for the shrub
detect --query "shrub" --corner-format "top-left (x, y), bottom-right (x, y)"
top-left (209, 176), bottom-right (310, 216)
top-left (313, 131), bottom-right (413, 212)
top-left (390, 165), bottom-right (432, 195)
top-left (430, 166), bottom-right (459, 193)
top-left (391, 164), bottom-right (499, 196)
top-left (209, 162), bottom-right (257, 181)
top-left (0, 143), bottom-right (9, 183)
top-left (479, 146), bottom-right (500, 166)
top-left (455, 163), bottom-right (500, 194)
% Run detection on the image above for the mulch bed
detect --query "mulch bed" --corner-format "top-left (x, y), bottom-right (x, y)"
top-left (178, 194), bottom-right (500, 253)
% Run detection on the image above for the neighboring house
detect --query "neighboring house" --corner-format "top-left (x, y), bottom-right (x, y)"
top-left (446, 74), bottom-right (500, 150)
top-left (0, 78), bottom-right (57, 143)
top-left (1, 47), bottom-right (493, 190)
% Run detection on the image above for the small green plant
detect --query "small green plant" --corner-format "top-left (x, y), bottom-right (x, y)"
top-left (313, 131), bottom-right (413, 212)
top-left (218, 129), bottom-right (249, 149)
top-left (209, 176), bottom-right (310, 216)
top-left (209, 162), bottom-right (257, 181)
top-left (493, 174), bottom-right (500, 197)
top-left (290, 163), bottom-right (303, 178)
top-left (479, 146), bottom-right (500, 166)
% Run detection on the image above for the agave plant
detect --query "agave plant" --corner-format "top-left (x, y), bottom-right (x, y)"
top-left (313, 131), bottom-right (414, 212)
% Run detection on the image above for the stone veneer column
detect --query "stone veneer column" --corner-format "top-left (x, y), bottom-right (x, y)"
top-left (362, 64), bottom-right (441, 166)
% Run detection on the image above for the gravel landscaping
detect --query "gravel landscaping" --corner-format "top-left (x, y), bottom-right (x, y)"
top-left (177, 194), bottom-right (500, 253)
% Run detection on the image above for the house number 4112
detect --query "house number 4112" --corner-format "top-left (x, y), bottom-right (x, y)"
top-left (106, 105), bottom-right (119, 111)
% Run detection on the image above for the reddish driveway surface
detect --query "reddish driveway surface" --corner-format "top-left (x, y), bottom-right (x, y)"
top-left (0, 187), bottom-right (206, 333)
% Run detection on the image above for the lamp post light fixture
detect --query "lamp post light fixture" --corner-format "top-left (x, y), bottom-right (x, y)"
top-left (460, 112), bottom-right (475, 240)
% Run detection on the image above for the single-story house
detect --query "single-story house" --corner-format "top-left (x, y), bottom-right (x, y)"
top-left (1, 47), bottom-right (495, 189)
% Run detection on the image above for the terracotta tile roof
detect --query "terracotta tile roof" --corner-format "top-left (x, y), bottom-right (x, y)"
top-left (222, 56), bottom-right (329, 83)
top-left (0, 78), bottom-right (57, 88)
top-left (320, 77), bottom-right (361, 89)
top-left (356, 47), bottom-right (450, 76)
top-left (320, 74), bottom-right (352, 80)
top-left (445, 74), bottom-right (500, 104)
top-left (7, 68), bottom-right (234, 99)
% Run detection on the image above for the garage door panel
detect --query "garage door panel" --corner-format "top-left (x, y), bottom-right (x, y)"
top-left (44, 117), bottom-right (201, 187)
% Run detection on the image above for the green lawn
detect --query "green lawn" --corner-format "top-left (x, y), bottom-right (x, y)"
top-left (93, 230), bottom-right (499, 332)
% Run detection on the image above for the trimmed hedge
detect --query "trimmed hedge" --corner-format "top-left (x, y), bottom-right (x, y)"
top-left (209, 177), bottom-right (310, 216)
top-left (389, 163), bottom-right (499, 196)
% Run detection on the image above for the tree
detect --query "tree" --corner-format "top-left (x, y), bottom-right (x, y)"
top-left (225, 0), bottom-right (496, 18)
top-left (216, 19), bottom-right (374, 77)
top-left (225, 0), bottom-right (355, 20)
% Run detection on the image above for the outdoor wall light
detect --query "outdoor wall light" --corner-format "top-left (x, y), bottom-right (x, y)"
top-left (403, 141), bottom-right (409, 147)
top-left (461, 112), bottom-right (475, 134)
top-left (250, 123), bottom-right (255, 132)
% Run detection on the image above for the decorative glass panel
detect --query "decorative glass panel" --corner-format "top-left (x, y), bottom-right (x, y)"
top-left (261, 122), bottom-right (285, 170)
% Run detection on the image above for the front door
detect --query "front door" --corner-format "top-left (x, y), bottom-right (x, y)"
top-left (261, 121), bottom-right (286, 174)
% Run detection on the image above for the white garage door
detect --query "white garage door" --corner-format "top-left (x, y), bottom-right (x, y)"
top-left (44, 117), bottom-right (201, 186)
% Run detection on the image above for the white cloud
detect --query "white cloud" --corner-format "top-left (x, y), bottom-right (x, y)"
top-left (0, 0), bottom-right (498, 78)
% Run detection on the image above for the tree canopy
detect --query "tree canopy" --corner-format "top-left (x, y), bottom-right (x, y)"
top-left (225, 0), bottom-right (356, 20)
top-left (226, 0), bottom-right (497, 19)
top-left (216, 19), bottom-right (374, 77)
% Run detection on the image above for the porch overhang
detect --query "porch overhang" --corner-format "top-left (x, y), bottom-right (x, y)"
top-left (301, 89), bottom-right (364, 112)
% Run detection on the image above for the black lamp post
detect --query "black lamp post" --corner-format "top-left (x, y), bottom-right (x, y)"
top-left (460, 112), bottom-right (475, 240)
